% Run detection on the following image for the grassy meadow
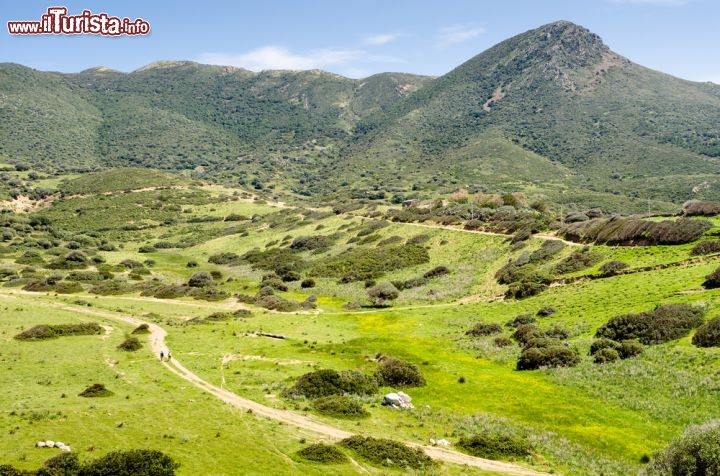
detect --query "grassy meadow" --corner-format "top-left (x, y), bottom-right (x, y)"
top-left (1, 170), bottom-right (719, 475)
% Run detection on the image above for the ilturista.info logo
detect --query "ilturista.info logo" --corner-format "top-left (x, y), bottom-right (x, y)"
top-left (8, 7), bottom-right (150, 36)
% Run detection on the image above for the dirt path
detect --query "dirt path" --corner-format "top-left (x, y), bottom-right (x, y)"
top-left (391, 221), bottom-right (579, 246)
top-left (0, 291), bottom-right (549, 475)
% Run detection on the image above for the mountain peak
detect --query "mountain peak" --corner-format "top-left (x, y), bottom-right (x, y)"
top-left (528, 20), bottom-right (609, 68)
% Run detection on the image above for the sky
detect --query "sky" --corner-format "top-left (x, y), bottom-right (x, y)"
top-left (3, 0), bottom-right (719, 83)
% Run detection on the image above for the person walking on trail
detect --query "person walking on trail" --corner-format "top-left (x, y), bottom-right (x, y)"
top-left (160, 350), bottom-right (164, 361)
top-left (167, 352), bottom-right (172, 362)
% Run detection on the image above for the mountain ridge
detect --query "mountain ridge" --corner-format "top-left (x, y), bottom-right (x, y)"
top-left (1, 20), bottom-right (719, 212)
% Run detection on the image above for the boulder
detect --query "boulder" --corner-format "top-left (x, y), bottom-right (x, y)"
top-left (45, 440), bottom-right (55, 448)
top-left (429, 438), bottom-right (451, 447)
top-left (36, 441), bottom-right (46, 448)
top-left (383, 392), bottom-right (414, 409)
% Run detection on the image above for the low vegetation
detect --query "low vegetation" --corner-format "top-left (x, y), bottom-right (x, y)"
top-left (296, 443), bottom-right (347, 464)
top-left (456, 433), bottom-right (534, 460)
top-left (339, 435), bottom-right (435, 469)
top-left (14, 322), bottom-right (102, 340)
top-left (596, 304), bottom-right (705, 345)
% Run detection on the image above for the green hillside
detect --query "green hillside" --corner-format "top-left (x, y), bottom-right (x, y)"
top-left (2, 20), bottom-right (720, 211)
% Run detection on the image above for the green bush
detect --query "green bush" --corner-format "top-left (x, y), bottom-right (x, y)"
top-left (290, 235), bottom-right (333, 251)
top-left (703, 266), bottom-right (720, 289)
top-left (599, 260), bottom-right (629, 276)
top-left (593, 347), bottom-right (620, 364)
top-left (312, 395), bottom-right (369, 418)
top-left (118, 337), bottom-right (142, 351)
top-left (596, 303), bottom-right (705, 345)
top-left (512, 324), bottom-right (545, 344)
top-left (466, 323), bottom-right (503, 337)
top-left (537, 306), bottom-right (558, 317)
top-left (296, 443), bottom-right (347, 464)
top-left (456, 434), bottom-right (533, 460)
top-left (618, 340), bottom-right (644, 359)
top-left (644, 420), bottom-right (720, 475)
top-left (340, 435), bottom-right (434, 469)
top-left (494, 336), bottom-right (513, 347)
top-left (692, 316), bottom-right (720, 347)
top-left (89, 280), bottom-right (134, 295)
top-left (132, 323), bottom-right (150, 334)
top-left (516, 346), bottom-right (580, 370)
top-left (79, 449), bottom-right (179, 475)
top-left (311, 244), bottom-right (429, 279)
top-left (15, 322), bottom-right (102, 340)
top-left (590, 338), bottom-right (621, 355)
top-left (300, 278), bottom-right (316, 288)
top-left (505, 314), bottom-right (537, 328)
top-left (367, 282), bottom-right (399, 306)
top-left (187, 272), bottom-right (214, 288)
top-left (79, 383), bottom-right (113, 398)
top-left (283, 369), bottom-right (378, 399)
top-left (375, 357), bottom-right (425, 388)
top-left (43, 452), bottom-right (81, 473)
top-left (690, 240), bottom-right (720, 256)
top-left (423, 266), bottom-right (450, 278)
top-left (529, 240), bottom-right (565, 263)
top-left (562, 217), bottom-right (712, 246)
top-left (554, 249), bottom-right (603, 274)
top-left (208, 252), bottom-right (242, 265)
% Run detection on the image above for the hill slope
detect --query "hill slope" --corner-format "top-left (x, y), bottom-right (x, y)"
top-left (1, 21), bottom-right (719, 210)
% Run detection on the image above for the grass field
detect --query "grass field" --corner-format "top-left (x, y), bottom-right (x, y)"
top-left (1, 173), bottom-right (720, 475)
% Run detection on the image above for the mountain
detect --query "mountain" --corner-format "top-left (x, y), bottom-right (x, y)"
top-left (1, 21), bottom-right (719, 211)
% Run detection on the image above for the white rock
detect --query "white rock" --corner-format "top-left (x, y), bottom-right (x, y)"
top-left (45, 440), bottom-right (55, 448)
top-left (55, 441), bottom-right (65, 448)
top-left (36, 441), bottom-right (46, 448)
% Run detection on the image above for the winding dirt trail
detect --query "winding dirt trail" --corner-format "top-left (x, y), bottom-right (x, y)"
top-left (0, 291), bottom-right (549, 475)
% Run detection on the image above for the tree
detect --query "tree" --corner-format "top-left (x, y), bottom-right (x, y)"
top-left (366, 282), bottom-right (399, 306)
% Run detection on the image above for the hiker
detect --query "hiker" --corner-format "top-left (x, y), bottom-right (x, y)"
top-left (167, 352), bottom-right (171, 362)
top-left (160, 350), bottom-right (164, 361)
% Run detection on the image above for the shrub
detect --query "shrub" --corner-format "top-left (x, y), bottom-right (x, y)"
top-left (297, 443), bottom-right (347, 464)
top-left (187, 272), bottom-right (214, 288)
top-left (516, 346), bottom-right (580, 370)
top-left (703, 266), bottom-right (720, 289)
top-left (375, 357), bottom-right (425, 388)
top-left (466, 323), bottom-right (503, 337)
top-left (208, 252), bottom-right (242, 265)
top-left (43, 452), bottom-right (81, 473)
top-left (79, 449), bottom-right (179, 475)
top-left (15, 323), bottom-right (102, 340)
top-left (260, 274), bottom-right (288, 292)
top-left (255, 294), bottom-right (299, 311)
top-left (692, 316), bottom-right (720, 347)
top-left (290, 235), bottom-right (333, 252)
top-left (644, 420), bottom-right (720, 476)
top-left (590, 338), bottom-right (621, 355)
top-left (494, 336), bottom-right (513, 347)
top-left (544, 325), bottom-right (570, 340)
top-left (537, 306), bottom-right (558, 317)
top-left (283, 369), bottom-right (378, 399)
top-left (90, 280), bottom-right (134, 295)
top-left (340, 435), bottom-right (434, 469)
top-left (593, 347), bottom-right (620, 364)
top-left (562, 217), bottom-right (713, 246)
top-left (423, 266), bottom-right (450, 279)
top-left (367, 282), bottom-right (399, 306)
top-left (79, 383), bottom-right (113, 398)
top-left (529, 240), bottom-right (565, 263)
top-left (682, 200), bottom-right (720, 217)
top-left (391, 277), bottom-right (427, 290)
top-left (300, 278), bottom-right (316, 288)
top-left (600, 260), bottom-right (629, 276)
top-left (138, 245), bottom-right (156, 253)
top-left (132, 324), bottom-right (150, 334)
top-left (596, 303), bottom-right (705, 345)
top-left (505, 314), bottom-right (537, 328)
top-left (456, 434), bottom-right (533, 460)
top-left (118, 337), bottom-right (142, 351)
top-left (406, 234), bottom-right (430, 245)
top-left (618, 340), bottom-right (644, 358)
top-left (312, 395), bottom-right (369, 418)
top-left (554, 250), bottom-right (603, 274)
top-left (690, 240), bottom-right (720, 256)
top-left (512, 324), bottom-right (546, 345)
top-left (119, 259), bottom-right (145, 269)
top-left (311, 244), bottom-right (429, 279)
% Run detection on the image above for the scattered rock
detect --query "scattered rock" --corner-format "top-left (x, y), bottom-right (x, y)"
top-left (45, 440), bottom-right (55, 448)
top-left (429, 438), bottom-right (451, 447)
top-left (36, 441), bottom-right (46, 448)
top-left (382, 391), bottom-right (414, 409)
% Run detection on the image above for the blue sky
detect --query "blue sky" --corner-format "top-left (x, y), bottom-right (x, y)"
top-left (3, 0), bottom-right (719, 83)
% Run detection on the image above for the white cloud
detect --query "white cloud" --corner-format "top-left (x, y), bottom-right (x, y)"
top-left (607, 0), bottom-right (690, 6)
top-left (363, 33), bottom-right (400, 46)
top-left (196, 46), bottom-right (360, 71)
top-left (436, 24), bottom-right (486, 47)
